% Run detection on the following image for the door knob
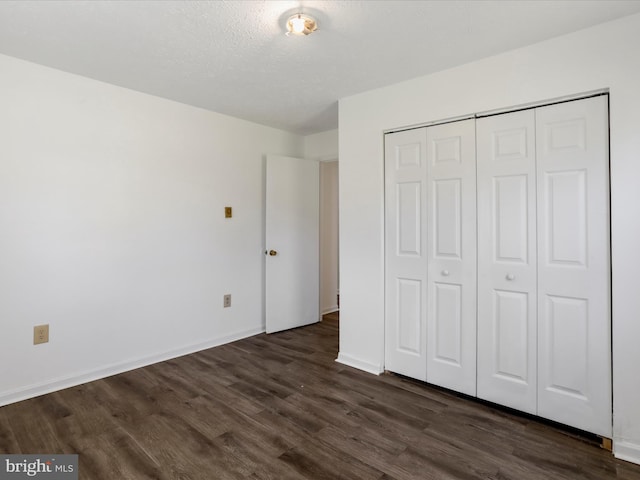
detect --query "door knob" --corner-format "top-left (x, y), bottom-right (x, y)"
top-left (506, 273), bottom-right (515, 281)
top-left (441, 270), bottom-right (449, 276)
top-left (268, 250), bottom-right (278, 256)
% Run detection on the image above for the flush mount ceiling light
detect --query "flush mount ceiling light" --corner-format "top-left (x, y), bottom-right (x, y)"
top-left (286, 13), bottom-right (318, 36)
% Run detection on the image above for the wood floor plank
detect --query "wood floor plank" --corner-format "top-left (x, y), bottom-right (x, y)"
top-left (72, 427), bottom-right (168, 480)
top-left (278, 443), bottom-right (384, 480)
top-left (315, 424), bottom-right (413, 479)
top-left (1, 313), bottom-right (639, 479)
top-left (211, 430), bottom-right (302, 480)
top-left (0, 412), bottom-right (20, 454)
top-left (5, 398), bottom-right (69, 454)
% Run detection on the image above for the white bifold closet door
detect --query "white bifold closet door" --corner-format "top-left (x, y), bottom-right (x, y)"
top-left (535, 97), bottom-right (611, 437)
top-left (384, 128), bottom-right (428, 381)
top-left (385, 95), bottom-right (610, 437)
top-left (384, 119), bottom-right (476, 392)
top-left (477, 109), bottom-right (538, 414)
top-left (425, 120), bottom-right (477, 396)
top-left (477, 95), bottom-right (611, 436)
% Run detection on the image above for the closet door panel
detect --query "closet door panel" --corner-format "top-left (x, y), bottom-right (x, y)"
top-left (426, 119), bottom-right (476, 396)
top-left (494, 290), bottom-right (530, 380)
top-left (433, 282), bottom-right (462, 365)
top-left (545, 296), bottom-right (589, 394)
top-left (477, 110), bottom-right (537, 414)
top-left (536, 96), bottom-right (611, 437)
top-left (546, 170), bottom-right (587, 265)
top-left (434, 179), bottom-right (462, 258)
top-left (494, 175), bottom-right (529, 262)
top-left (384, 128), bottom-right (428, 380)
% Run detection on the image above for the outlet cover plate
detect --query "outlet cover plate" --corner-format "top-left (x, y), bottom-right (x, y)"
top-left (34, 324), bottom-right (49, 345)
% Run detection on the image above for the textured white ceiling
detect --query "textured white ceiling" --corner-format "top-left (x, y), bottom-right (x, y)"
top-left (1, 1), bottom-right (640, 135)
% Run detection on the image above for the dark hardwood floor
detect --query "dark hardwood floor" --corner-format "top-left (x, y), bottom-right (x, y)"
top-left (1, 311), bottom-right (639, 479)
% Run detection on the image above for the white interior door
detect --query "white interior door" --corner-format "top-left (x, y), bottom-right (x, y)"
top-left (477, 110), bottom-right (538, 414)
top-left (536, 96), bottom-right (611, 436)
top-left (265, 155), bottom-right (319, 334)
top-left (426, 119), bottom-right (477, 396)
top-left (384, 128), bottom-right (428, 380)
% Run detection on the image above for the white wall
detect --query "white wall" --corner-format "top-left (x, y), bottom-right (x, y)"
top-left (320, 161), bottom-right (339, 314)
top-left (0, 54), bottom-right (304, 405)
top-left (338, 13), bottom-right (640, 464)
top-left (305, 129), bottom-right (340, 315)
top-left (304, 129), bottom-right (338, 161)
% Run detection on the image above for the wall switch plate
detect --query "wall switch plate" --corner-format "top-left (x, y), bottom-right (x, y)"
top-left (225, 206), bottom-right (232, 218)
top-left (34, 324), bottom-right (49, 345)
top-left (223, 294), bottom-right (231, 308)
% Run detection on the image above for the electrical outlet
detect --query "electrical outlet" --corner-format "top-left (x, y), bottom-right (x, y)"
top-left (34, 324), bottom-right (49, 345)
top-left (223, 294), bottom-right (231, 308)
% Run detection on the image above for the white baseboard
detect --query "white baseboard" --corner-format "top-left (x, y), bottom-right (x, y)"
top-left (321, 305), bottom-right (339, 315)
top-left (0, 326), bottom-right (264, 408)
top-left (615, 440), bottom-right (640, 466)
top-left (336, 352), bottom-right (383, 375)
